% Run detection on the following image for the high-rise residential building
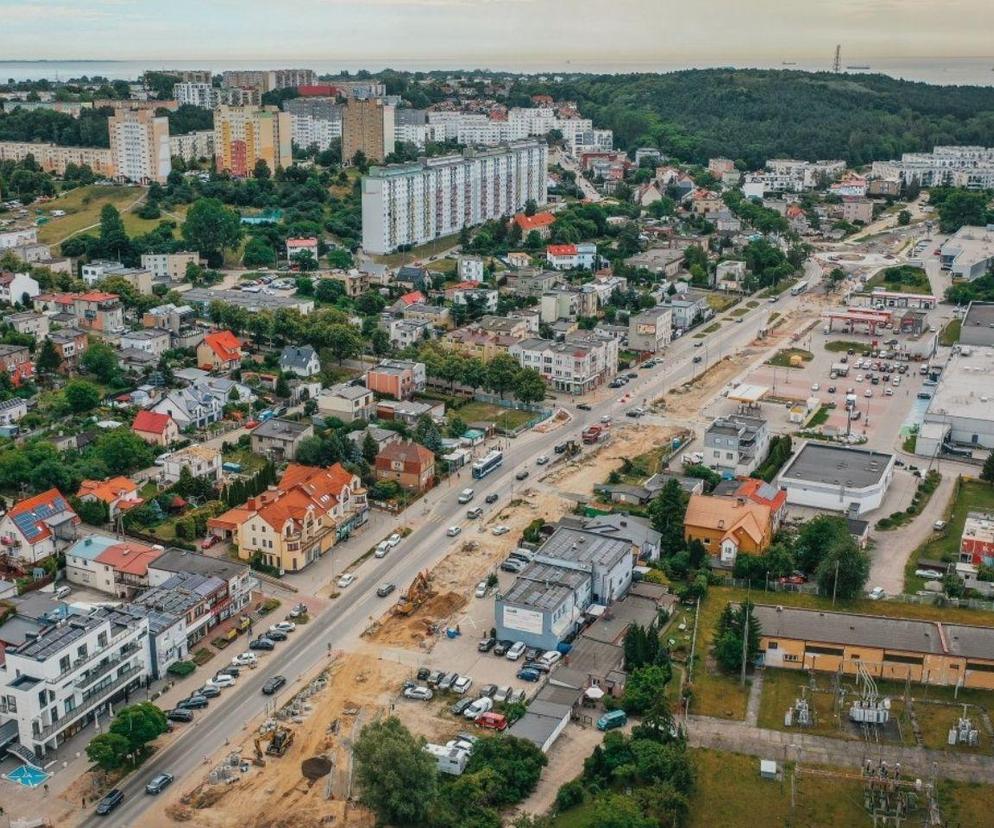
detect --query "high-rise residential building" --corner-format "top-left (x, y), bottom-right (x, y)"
top-left (213, 105), bottom-right (292, 177)
top-left (220, 69), bottom-right (317, 93)
top-left (273, 68), bottom-right (317, 89)
top-left (871, 146), bottom-right (994, 190)
top-left (361, 140), bottom-right (547, 254)
top-left (427, 107), bottom-right (613, 154)
top-left (285, 97), bottom-right (343, 151)
top-left (168, 130), bottom-right (215, 162)
top-left (342, 98), bottom-right (395, 164)
top-left (173, 81), bottom-right (216, 110)
top-left (394, 109), bottom-right (441, 148)
top-left (148, 68), bottom-right (212, 85)
top-left (286, 96), bottom-right (342, 121)
top-left (221, 70), bottom-right (272, 92)
top-left (108, 108), bottom-right (171, 184)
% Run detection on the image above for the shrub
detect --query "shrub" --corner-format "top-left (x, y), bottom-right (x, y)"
top-left (167, 660), bottom-right (196, 677)
top-left (555, 779), bottom-right (587, 811)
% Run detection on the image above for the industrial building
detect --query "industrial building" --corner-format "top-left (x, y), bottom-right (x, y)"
top-left (777, 442), bottom-right (895, 516)
top-left (918, 345), bottom-right (994, 457)
top-left (940, 225), bottom-right (994, 281)
top-left (959, 302), bottom-right (994, 347)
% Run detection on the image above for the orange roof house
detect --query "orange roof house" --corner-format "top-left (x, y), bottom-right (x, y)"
top-left (683, 494), bottom-right (773, 566)
top-left (197, 330), bottom-right (243, 372)
top-left (92, 541), bottom-right (164, 596)
top-left (132, 410), bottom-right (179, 447)
top-left (0, 488), bottom-right (79, 564)
top-left (513, 212), bottom-right (556, 238)
top-left (734, 478), bottom-right (788, 529)
top-left (77, 477), bottom-right (141, 520)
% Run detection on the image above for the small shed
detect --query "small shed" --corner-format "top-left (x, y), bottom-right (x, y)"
top-left (760, 759), bottom-right (778, 780)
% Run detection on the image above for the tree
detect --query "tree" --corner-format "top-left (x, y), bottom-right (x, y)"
top-left (109, 703), bottom-right (167, 756)
top-left (327, 248), bottom-right (354, 269)
top-left (86, 732), bottom-right (132, 772)
top-left (448, 415), bottom-right (468, 438)
top-left (315, 278), bottom-right (344, 303)
top-left (63, 379), bottom-right (101, 413)
top-left (293, 250), bottom-right (319, 272)
top-left (362, 432), bottom-right (379, 464)
top-left (485, 353), bottom-right (520, 399)
top-left (513, 367), bottom-right (546, 405)
top-left (713, 601), bottom-right (762, 673)
top-left (816, 538), bottom-right (871, 600)
top-left (648, 478), bottom-right (687, 558)
top-left (36, 337), bottom-right (62, 375)
top-left (464, 735), bottom-right (547, 806)
top-left (253, 159), bottom-right (271, 180)
top-left (243, 236), bottom-right (275, 268)
top-left (524, 199), bottom-right (538, 217)
top-left (324, 323), bottom-right (363, 363)
top-left (623, 665), bottom-right (673, 715)
top-left (275, 374), bottom-right (291, 398)
top-left (414, 415), bottom-right (443, 455)
top-left (370, 328), bottom-right (391, 356)
top-left (353, 717), bottom-right (437, 826)
top-left (583, 794), bottom-right (655, 828)
top-left (827, 267), bottom-right (847, 289)
top-left (936, 189), bottom-right (994, 233)
top-left (182, 198), bottom-right (243, 264)
top-left (898, 209), bottom-right (912, 226)
top-left (93, 429), bottom-right (154, 475)
top-left (80, 341), bottom-right (119, 384)
top-left (98, 204), bottom-right (129, 260)
top-left (295, 436), bottom-right (327, 467)
top-left (981, 449), bottom-right (994, 486)
top-left (72, 496), bottom-right (109, 526)
top-left (795, 514), bottom-right (852, 574)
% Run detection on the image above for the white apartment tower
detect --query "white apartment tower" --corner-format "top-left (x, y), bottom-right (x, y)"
top-left (361, 140), bottom-right (548, 254)
top-left (108, 108), bottom-right (171, 184)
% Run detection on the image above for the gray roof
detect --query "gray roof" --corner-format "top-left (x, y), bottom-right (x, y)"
top-left (536, 527), bottom-right (631, 571)
top-left (507, 704), bottom-right (571, 750)
top-left (252, 417), bottom-right (311, 440)
top-left (326, 383), bottom-right (371, 401)
top-left (582, 595), bottom-right (660, 645)
top-left (752, 604), bottom-right (994, 661)
top-left (12, 612), bottom-right (104, 661)
top-left (963, 301), bottom-right (994, 332)
top-left (149, 547), bottom-right (248, 582)
top-left (780, 443), bottom-right (893, 489)
top-left (566, 636), bottom-right (625, 677)
top-left (501, 562), bottom-right (587, 612)
top-left (582, 514), bottom-right (661, 550)
top-left (280, 345), bottom-right (317, 371)
top-left (645, 472), bottom-right (702, 495)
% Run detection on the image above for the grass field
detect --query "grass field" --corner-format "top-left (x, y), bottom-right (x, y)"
top-left (940, 318), bottom-right (962, 347)
top-left (457, 401), bottom-right (534, 431)
top-left (766, 348), bottom-right (814, 367)
top-left (707, 293), bottom-right (738, 312)
top-left (371, 232), bottom-right (462, 266)
top-left (866, 265), bottom-right (931, 294)
top-left (760, 278), bottom-right (798, 297)
top-left (824, 339), bottom-right (866, 353)
top-left (36, 184), bottom-right (150, 244)
top-left (905, 478), bottom-right (994, 592)
top-left (730, 306), bottom-right (749, 317)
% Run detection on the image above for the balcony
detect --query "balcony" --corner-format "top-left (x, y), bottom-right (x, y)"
top-left (75, 645), bottom-right (141, 691)
top-left (50, 628), bottom-right (144, 685)
top-left (34, 664), bottom-right (143, 742)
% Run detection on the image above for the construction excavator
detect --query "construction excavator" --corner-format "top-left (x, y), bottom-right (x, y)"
top-left (254, 725), bottom-right (295, 759)
top-left (392, 569), bottom-right (434, 616)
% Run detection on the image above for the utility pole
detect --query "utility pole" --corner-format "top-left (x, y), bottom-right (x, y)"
top-left (740, 589), bottom-right (751, 687)
top-left (832, 559), bottom-right (840, 607)
top-left (833, 45), bottom-right (842, 74)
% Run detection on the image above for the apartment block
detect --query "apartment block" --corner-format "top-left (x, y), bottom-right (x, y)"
top-left (509, 331), bottom-right (618, 395)
top-left (141, 251), bottom-right (201, 281)
top-left (871, 146), bottom-right (994, 191)
top-left (168, 130), bottom-right (215, 163)
top-left (0, 141), bottom-right (114, 178)
top-left (173, 81), bottom-right (216, 109)
top-left (361, 140), bottom-right (548, 254)
top-left (213, 105), bottom-right (292, 177)
top-left (342, 98), bottom-right (395, 164)
top-left (108, 108), bottom-right (171, 184)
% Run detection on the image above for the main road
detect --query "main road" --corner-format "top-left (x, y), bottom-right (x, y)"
top-left (84, 270), bottom-right (822, 828)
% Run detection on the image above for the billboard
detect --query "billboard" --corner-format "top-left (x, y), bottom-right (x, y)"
top-left (502, 605), bottom-right (544, 635)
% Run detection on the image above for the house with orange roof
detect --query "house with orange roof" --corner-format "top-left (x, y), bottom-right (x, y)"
top-left (374, 441), bottom-right (435, 492)
top-left (93, 541), bottom-right (164, 597)
top-left (209, 463), bottom-right (368, 573)
top-left (683, 493), bottom-right (773, 566)
top-left (690, 188), bottom-right (723, 216)
top-left (513, 211), bottom-right (556, 239)
top-left (0, 488), bottom-right (79, 565)
top-left (734, 478), bottom-right (788, 530)
top-left (196, 329), bottom-right (243, 372)
top-left (77, 477), bottom-right (141, 520)
top-left (132, 410), bottom-right (179, 447)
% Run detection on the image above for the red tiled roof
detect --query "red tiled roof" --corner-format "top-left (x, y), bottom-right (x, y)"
top-left (7, 488), bottom-right (78, 544)
top-left (94, 542), bottom-right (163, 576)
top-left (514, 212), bottom-right (556, 231)
top-left (736, 478), bottom-right (788, 512)
top-left (286, 237), bottom-right (317, 248)
top-left (398, 291), bottom-right (425, 306)
top-left (78, 476), bottom-right (138, 505)
top-left (547, 244), bottom-right (577, 257)
top-left (77, 292), bottom-right (118, 302)
top-left (133, 410), bottom-right (174, 435)
top-left (203, 330), bottom-right (242, 363)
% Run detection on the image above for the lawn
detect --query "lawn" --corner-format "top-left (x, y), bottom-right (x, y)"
top-left (940, 318), bottom-right (962, 347)
top-left (371, 232), bottom-right (463, 266)
top-left (618, 444), bottom-right (670, 484)
top-left (939, 779), bottom-right (994, 825)
top-left (807, 405), bottom-right (830, 427)
top-left (866, 265), bottom-right (932, 294)
top-left (222, 447), bottom-right (268, 476)
top-left (759, 278), bottom-right (797, 297)
top-left (746, 300), bottom-right (760, 309)
top-left (36, 184), bottom-right (148, 244)
top-left (905, 478), bottom-right (994, 592)
top-left (766, 348), bottom-right (814, 367)
top-left (707, 293), bottom-right (738, 312)
top-left (457, 401), bottom-right (535, 431)
top-left (730, 306), bottom-right (749, 317)
top-left (824, 339), bottom-right (866, 353)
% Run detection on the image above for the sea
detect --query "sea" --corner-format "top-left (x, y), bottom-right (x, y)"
top-left (1, 56), bottom-right (993, 87)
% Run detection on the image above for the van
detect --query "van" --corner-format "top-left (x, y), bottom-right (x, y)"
top-left (54, 586), bottom-right (71, 600)
top-left (596, 710), bottom-right (628, 731)
top-left (457, 488), bottom-right (475, 504)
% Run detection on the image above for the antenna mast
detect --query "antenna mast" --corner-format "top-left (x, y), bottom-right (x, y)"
top-left (833, 45), bottom-right (842, 73)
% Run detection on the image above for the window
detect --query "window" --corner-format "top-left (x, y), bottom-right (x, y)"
top-left (805, 645), bottom-right (843, 656)
top-left (884, 653), bottom-right (924, 666)
top-left (59, 655), bottom-right (70, 674)
top-left (783, 654), bottom-right (800, 663)
top-left (966, 661), bottom-right (994, 673)
top-left (767, 641), bottom-right (779, 650)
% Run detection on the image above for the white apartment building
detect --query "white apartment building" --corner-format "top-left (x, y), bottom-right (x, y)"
top-left (109, 108), bottom-right (171, 185)
top-left (361, 140), bottom-right (548, 254)
top-left (168, 130), bottom-right (215, 163)
top-left (764, 159), bottom-right (846, 190)
top-left (871, 146), bottom-right (994, 191)
top-left (290, 113), bottom-right (342, 151)
top-left (120, 328), bottom-right (170, 356)
top-left (141, 251), bottom-right (200, 281)
top-left (509, 331), bottom-right (618, 395)
top-left (1, 606), bottom-right (150, 758)
top-left (173, 82), bottom-right (216, 109)
top-left (427, 108), bottom-right (612, 154)
top-left (81, 259), bottom-right (125, 285)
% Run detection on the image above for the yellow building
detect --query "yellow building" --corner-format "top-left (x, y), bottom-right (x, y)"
top-left (213, 105), bottom-right (292, 178)
top-left (0, 141), bottom-right (115, 178)
top-left (683, 494), bottom-right (773, 566)
top-left (342, 98), bottom-right (394, 164)
top-left (754, 604), bottom-right (994, 690)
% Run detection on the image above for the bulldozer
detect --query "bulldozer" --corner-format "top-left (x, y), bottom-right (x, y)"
top-left (265, 726), bottom-right (295, 757)
top-left (392, 570), bottom-right (434, 616)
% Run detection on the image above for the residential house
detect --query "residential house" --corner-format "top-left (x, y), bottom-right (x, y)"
top-left (446, 282), bottom-right (499, 314)
top-left (347, 426), bottom-right (401, 455)
top-left (403, 303), bottom-right (451, 329)
top-left (72, 292), bottom-right (124, 336)
top-left (690, 188), bottom-right (723, 215)
top-left (513, 212), bottom-right (556, 239)
top-left (714, 209), bottom-right (742, 236)
top-left (132, 410), bottom-right (180, 447)
top-left (146, 546), bottom-right (256, 622)
top-left (840, 197), bottom-right (874, 225)
top-left (627, 306), bottom-right (673, 353)
top-left (47, 328), bottom-right (88, 371)
top-left (959, 512), bottom-right (994, 566)
top-left (197, 330), bottom-right (242, 372)
top-left (286, 237), bottom-right (319, 262)
top-left (703, 415), bottom-right (771, 477)
top-left (457, 255), bottom-right (485, 282)
top-left (734, 478), bottom-right (788, 531)
top-left (149, 386), bottom-right (223, 430)
top-left (716, 260), bottom-right (747, 292)
top-left (505, 252), bottom-right (532, 268)
top-left (374, 441), bottom-right (435, 491)
top-left (142, 303), bottom-right (197, 333)
top-left (578, 513), bottom-right (662, 562)
top-left (384, 317), bottom-right (434, 349)
top-left (505, 268), bottom-right (561, 298)
top-left (279, 345), bottom-right (321, 377)
top-left (626, 248), bottom-right (685, 279)
top-left (141, 252), bottom-right (200, 281)
top-left (683, 494), bottom-right (773, 565)
top-left (161, 444), bottom-right (222, 485)
top-left (396, 265), bottom-right (429, 291)
top-left (375, 398), bottom-right (444, 426)
top-left (77, 476), bottom-right (141, 520)
top-left (92, 541), bottom-right (165, 598)
top-left (250, 417), bottom-right (314, 462)
top-left (665, 291), bottom-right (710, 331)
top-left (0, 345), bottom-right (31, 381)
top-left (365, 359), bottom-right (426, 400)
top-left (119, 328), bottom-right (170, 357)
top-left (546, 243), bottom-right (596, 270)
top-left (322, 268), bottom-right (369, 298)
top-left (317, 383), bottom-right (375, 421)
top-left (390, 290), bottom-right (426, 313)
top-left (0, 271), bottom-right (40, 305)
top-left (0, 398), bottom-right (27, 426)
top-left (65, 535), bottom-right (121, 588)
top-left (0, 488), bottom-right (79, 565)
top-left (5, 311), bottom-right (49, 338)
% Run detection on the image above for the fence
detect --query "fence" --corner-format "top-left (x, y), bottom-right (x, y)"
top-left (727, 578), bottom-right (820, 595)
top-left (471, 392), bottom-right (552, 434)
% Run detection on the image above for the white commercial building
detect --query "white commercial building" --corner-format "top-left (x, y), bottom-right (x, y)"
top-left (939, 225), bottom-right (994, 281)
top-left (777, 442), bottom-right (895, 517)
top-left (361, 140), bottom-right (547, 254)
top-left (509, 331), bottom-right (618, 395)
top-left (871, 146), bottom-right (994, 191)
top-left (918, 345), bottom-right (994, 456)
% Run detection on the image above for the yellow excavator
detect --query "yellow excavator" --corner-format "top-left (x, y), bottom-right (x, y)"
top-left (392, 570), bottom-right (434, 616)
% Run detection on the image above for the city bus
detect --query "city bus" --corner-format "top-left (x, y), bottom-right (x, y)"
top-left (472, 450), bottom-right (504, 479)
top-left (790, 280), bottom-right (809, 296)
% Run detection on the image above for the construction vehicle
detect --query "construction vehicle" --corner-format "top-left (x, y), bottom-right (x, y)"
top-left (265, 726), bottom-right (295, 757)
top-left (393, 570), bottom-right (434, 616)
top-left (582, 425), bottom-right (605, 444)
top-left (236, 616), bottom-right (252, 633)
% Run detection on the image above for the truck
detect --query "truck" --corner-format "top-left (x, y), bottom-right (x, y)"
top-left (582, 425), bottom-right (605, 444)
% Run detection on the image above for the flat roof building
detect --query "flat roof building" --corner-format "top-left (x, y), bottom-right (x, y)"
top-left (959, 301), bottom-right (994, 347)
top-left (778, 442), bottom-right (894, 516)
top-left (940, 225), bottom-right (994, 281)
top-left (919, 346), bottom-right (994, 456)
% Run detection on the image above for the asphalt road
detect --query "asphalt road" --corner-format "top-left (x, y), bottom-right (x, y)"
top-left (83, 268), bottom-right (822, 827)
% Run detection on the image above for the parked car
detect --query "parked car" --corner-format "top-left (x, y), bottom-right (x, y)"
top-left (249, 637), bottom-right (275, 651)
top-left (145, 772), bottom-right (174, 795)
top-left (208, 673), bottom-right (236, 688)
top-left (336, 573), bottom-right (356, 588)
top-left (387, 533), bottom-right (402, 548)
top-left (868, 586), bottom-right (886, 600)
top-left (478, 636), bottom-right (496, 653)
top-left (265, 628), bottom-right (288, 641)
top-left (271, 621), bottom-right (295, 633)
top-left (933, 521), bottom-right (947, 531)
top-left (374, 541), bottom-right (390, 558)
top-left (201, 535), bottom-right (220, 550)
top-left (597, 710), bottom-right (628, 731)
top-left (95, 789), bottom-right (125, 815)
top-left (536, 456), bottom-right (549, 466)
top-left (464, 697), bottom-right (494, 719)
top-left (217, 666), bottom-right (240, 679)
top-left (522, 660), bottom-right (550, 674)
top-left (403, 685), bottom-right (433, 701)
top-left (437, 672), bottom-right (458, 691)
top-left (452, 675), bottom-right (473, 695)
top-left (539, 651), bottom-right (563, 668)
top-left (479, 684), bottom-right (497, 699)
top-left (447, 526), bottom-right (462, 537)
top-left (451, 697), bottom-right (475, 715)
top-left (427, 670), bottom-right (444, 686)
top-left (233, 652), bottom-right (258, 667)
top-left (505, 641), bottom-right (527, 661)
top-left (515, 470), bottom-right (530, 481)
top-left (577, 403), bottom-right (591, 411)
top-left (500, 558), bottom-right (525, 573)
top-left (475, 582), bottom-right (489, 599)
top-left (491, 525), bottom-right (510, 536)
top-left (493, 640), bottom-right (512, 656)
top-left (287, 603), bottom-right (308, 619)
top-left (262, 675), bottom-right (287, 695)
top-left (178, 694), bottom-right (209, 709)
top-left (166, 708), bottom-right (194, 723)
top-left (492, 686), bottom-right (512, 703)
top-left (376, 583), bottom-right (397, 598)
top-left (516, 667), bottom-right (541, 682)
top-left (476, 712), bottom-right (509, 731)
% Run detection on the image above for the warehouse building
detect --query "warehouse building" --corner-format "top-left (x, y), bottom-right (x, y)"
top-left (777, 442), bottom-right (895, 516)
top-left (918, 345), bottom-right (994, 456)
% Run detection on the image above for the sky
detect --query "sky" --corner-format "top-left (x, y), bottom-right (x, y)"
top-left (2, 0), bottom-right (994, 64)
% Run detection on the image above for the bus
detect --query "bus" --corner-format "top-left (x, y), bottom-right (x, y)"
top-left (790, 280), bottom-right (809, 296)
top-left (472, 450), bottom-right (504, 479)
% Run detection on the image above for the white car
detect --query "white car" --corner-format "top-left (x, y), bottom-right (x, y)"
top-left (536, 456), bottom-right (549, 466)
top-left (505, 641), bottom-right (526, 661)
top-left (232, 652), bottom-right (257, 667)
top-left (336, 573), bottom-right (356, 588)
top-left (600, 415), bottom-right (612, 424)
top-left (811, 383), bottom-right (820, 391)
top-left (207, 674), bottom-right (236, 689)
top-left (387, 533), bottom-right (402, 548)
top-left (452, 675), bottom-right (473, 695)
top-left (868, 586), bottom-right (886, 600)
top-left (464, 697), bottom-right (493, 719)
top-left (855, 374), bottom-right (864, 382)
top-left (270, 621), bottom-right (295, 634)
top-left (539, 650), bottom-right (563, 668)
top-left (474, 581), bottom-right (488, 598)
top-left (446, 526), bottom-right (462, 537)
top-left (884, 387), bottom-right (893, 396)
top-left (864, 388), bottom-right (873, 397)
top-left (491, 525), bottom-right (510, 536)
top-left (374, 541), bottom-right (390, 558)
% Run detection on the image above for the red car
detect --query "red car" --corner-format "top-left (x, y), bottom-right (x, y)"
top-left (201, 535), bottom-right (220, 550)
top-left (244, 420), bottom-right (260, 429)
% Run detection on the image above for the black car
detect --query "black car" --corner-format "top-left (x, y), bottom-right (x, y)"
top-left (523, 659), bottom-right (551, 674)
top-left (178, 694), bottom-right (209, 710)
top-left (493, 640), bottom-right (513, 656)
top-left (515, 470), bottom-right (529, 481)
top-left (217, 666), bottom-right (240, 679)
top-left (480, 683), bottom-right (497, 698)
top-left (477, 636), bottom-right (496, 653)
top-left (485, 493), bottom-right (499, 504)
top-left (166, 708), bottom-right (194, 723)
top-left (576, 403), bottom-right (592, 411)
top-left (262, 675), bottom-right (287, 695)
top-left (416, 667), bottom-right (431, 681)
top-left (450, 697), bottom-right (475, 715)
top-left (145, 772), bottom-right (174, 795)
top-left (266, 628), bottom-right (288, 641)
top-left (249, 637), bottom-right (275, 651)
top-left (95, 789), bottom-right (124, 815)
top-left (692, 355), bottom-right (703, 363)
top-left (198, 684), bottom-right (222, 699)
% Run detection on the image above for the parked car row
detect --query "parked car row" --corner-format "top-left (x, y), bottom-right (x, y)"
top-left (167, 659), bottom-right (249, 721)
top-left (499, 547), bottom-right (535, 573)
